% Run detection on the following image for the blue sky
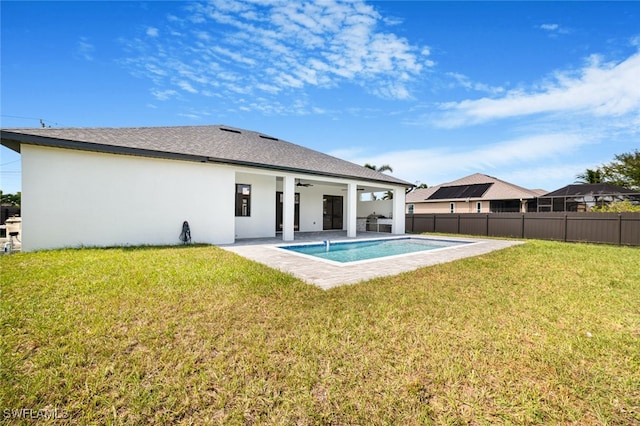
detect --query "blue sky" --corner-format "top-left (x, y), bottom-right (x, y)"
top-left (2, 1), bottom-right (639, 195)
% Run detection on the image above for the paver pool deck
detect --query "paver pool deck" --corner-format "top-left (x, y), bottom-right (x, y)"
top-left (220, 232), bottom-right (523, 290)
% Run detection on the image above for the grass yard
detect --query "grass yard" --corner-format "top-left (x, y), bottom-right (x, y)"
top-left (1, 240), bottom-right (639, 425)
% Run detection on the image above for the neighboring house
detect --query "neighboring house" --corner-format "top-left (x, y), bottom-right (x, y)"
top-left (1, 125), bottom-right (412, 251)
top-left (406, 173), bottom-right (545, 214)
top-left (537, 183), bottom-right (640, 212)
top-left (1, 204), bottom-right (20, 226)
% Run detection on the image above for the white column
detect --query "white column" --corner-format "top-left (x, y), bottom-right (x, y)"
top-left (346, 182), bottom-right (357, 238)
top-left (282, 175), bottom-right (295, 241)
top-left (392, 187), bottom-right (406, 234)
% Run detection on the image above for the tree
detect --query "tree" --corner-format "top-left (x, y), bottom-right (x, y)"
top-left (0, 191), bottom-right (21, 207)
top-left (364, 164), bottom-right (395, 199)
top-left (601, 149), bottom-right (640, 190)
top-left (575, 168), bottom-right (603, 184)
top-left (364, 163), bottom-right (393, 173)
top-left (407, 182), bottom-right (428, 193)
top-left (575, 150), bottom-right (640, 190)
top-left (591, 200), bottom-right (640, 212)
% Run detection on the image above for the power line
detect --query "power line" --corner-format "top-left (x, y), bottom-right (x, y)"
top-left (1, 114), bottom-right (63, 127)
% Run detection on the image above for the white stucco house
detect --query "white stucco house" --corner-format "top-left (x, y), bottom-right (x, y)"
top-left (1, 125), bottom-right (412, 251)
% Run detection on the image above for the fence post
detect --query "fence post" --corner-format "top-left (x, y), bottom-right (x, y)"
top-left (521, 214), bottom-right (525, 239)
top-left (486, 214), bottom-right (489, 236)
top-left (433, 214), bottom-right (436, 233)
top-left (564, 214), bottom-right (568, 242)
top-left (618, 214), bottom-right (622, 246)
top-left (457, 214), bottom-right (461, 234)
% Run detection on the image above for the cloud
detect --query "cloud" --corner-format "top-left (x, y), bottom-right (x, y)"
top-left (435, 50), bottom-right (640, 127)
top-left (332, 132), bottom-right (592, 187)
top-left (446, 72), bottom-right (505, 95)
top-left (177, 80), bottom-right (198, 93)
top-left (539, 23), bottom-right (570, 36)
top-left (540, 23), bottom-right (559, 31)
top-left (151, 89), bottom-right (178, 101)
top-left (75, 37), bottom-right (95, 61)
top-left (121, 0), bottom-right (431, 109)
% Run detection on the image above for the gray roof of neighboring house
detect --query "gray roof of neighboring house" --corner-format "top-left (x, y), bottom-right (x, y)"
top-left (541, 183), bottom-right (638, 197)
top-left (406, 173), bottom-right (545, 203)
top-left (1, 125), bottom-right (411, 187)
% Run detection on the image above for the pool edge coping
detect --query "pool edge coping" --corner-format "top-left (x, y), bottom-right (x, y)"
top-left (271, 235), bottom-right (483, 267)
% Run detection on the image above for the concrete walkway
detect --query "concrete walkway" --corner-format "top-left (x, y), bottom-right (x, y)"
top-left (220, 232), bottom-right (523, 290)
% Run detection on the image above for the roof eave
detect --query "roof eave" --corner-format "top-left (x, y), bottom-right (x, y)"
top-left (1, 131), bottom-right (208, 163)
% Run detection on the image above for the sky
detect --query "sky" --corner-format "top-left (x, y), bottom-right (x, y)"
top-left (1, 1), bottom-right (639, 195)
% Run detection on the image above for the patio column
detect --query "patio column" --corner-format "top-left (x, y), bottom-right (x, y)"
top-left (392, 187), bottom-right (406, 234)
top-left (282, 175), bottom-right (295, 241)
top-left (346, 182), bottom-right (357, 238)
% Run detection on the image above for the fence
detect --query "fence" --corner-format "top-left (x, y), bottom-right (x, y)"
top-left (405, 212), bottom-right (640, 246)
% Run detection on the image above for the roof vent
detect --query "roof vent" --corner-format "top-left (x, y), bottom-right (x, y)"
top-left (259, 134), bottom-right (279, 141)
top-left (220, 127), bottom-right (241, 134)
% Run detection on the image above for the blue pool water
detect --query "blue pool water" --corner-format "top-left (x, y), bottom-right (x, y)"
top-left (279, 237), bottom-right (468, 263)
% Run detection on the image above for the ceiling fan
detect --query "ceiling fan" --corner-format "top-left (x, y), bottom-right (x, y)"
top-left (296, 180), bottom-right (313, 187)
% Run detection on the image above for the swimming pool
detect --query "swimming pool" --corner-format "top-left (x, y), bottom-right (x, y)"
top-left (278, 237), bottom-right (470, 264)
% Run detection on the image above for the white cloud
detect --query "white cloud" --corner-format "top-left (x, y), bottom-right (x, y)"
top-left (539, 23), bottom-right (570, 36)
top-left (446, 72), bottom-right (505, 95)
top-left (122, 0), bottom-right (430, 106)
top-left (151, 89), bottom-right (178, 101)
top-left (177, 80), bottom-right (198, 94)
top-left (76, 37), bottom-right (94, 61)
top-left (436, 51), bottom-right (640, 127)
top-left (540, 23), bottom-right (559, 31)
top-left (333, 132), bottom-right (592, 188)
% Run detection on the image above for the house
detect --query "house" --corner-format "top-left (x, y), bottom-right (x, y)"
top-left (406, 173), bottom-right (545, 214)
top-left (536, 183), bottom-right (640, 212)
top-left (1, 125), bottom-right (412, 251)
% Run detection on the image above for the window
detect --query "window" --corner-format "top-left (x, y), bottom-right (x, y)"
top-left (235, 184), bottom-right (251, 217)
top-left (408, 204), bottom-right (414, 214)
top-left (450, 202), bottom-right (455, 213)
top-left (476, 202), bottom-right (482, 213)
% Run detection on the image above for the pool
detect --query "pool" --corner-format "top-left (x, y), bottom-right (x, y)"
top-left (278, 237), bottom-right (470, 264)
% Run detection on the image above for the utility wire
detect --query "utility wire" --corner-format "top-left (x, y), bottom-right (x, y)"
top-left (1, 114), bottom-right (63, 127)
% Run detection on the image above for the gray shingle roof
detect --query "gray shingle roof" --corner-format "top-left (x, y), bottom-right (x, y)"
top-left (1, 125), bottom-right (411, 187)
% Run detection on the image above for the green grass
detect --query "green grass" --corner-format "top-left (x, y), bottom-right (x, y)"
top-left (1, 240), bottom-right (639, 425)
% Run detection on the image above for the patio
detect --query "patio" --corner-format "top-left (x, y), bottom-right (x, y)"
top-left (220, 231), bottom-right (523, 289)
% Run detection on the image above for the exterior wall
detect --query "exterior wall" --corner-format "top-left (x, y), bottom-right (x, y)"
top-left (297, 185), bottom-right (325, 232)
top-left (409, 200), bottom-right (535, 214)
top-left (234, 172), bottom-right (276, 239)
top-left (278, 183), bottom-right (347, 232)
top-left (357, 198), bottom-right (393, 218)
top-left (20, 145), bottom-right (410, 250)
top-left (21, 145), bottom-right (236, 251)
top-left (409, 200), bottom-right (489, 214)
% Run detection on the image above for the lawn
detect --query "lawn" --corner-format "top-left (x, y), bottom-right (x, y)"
top-left (1, 240), bottom-right (639, 425)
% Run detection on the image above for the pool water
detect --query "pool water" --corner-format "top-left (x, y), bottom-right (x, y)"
top-left (279, 237), bottom-right (468, 264)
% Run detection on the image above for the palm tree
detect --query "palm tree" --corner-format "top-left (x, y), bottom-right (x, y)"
top-left (575, 168), bottom-right (603, 184)
top-left (364, 163), bottom-right (393, 173)
top-left (364, 164), bottom-right (395, 199)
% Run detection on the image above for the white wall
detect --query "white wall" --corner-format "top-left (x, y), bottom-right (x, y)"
top-left (286, 184), bottom-right (348, 232)
top-left (234, 172), bottom-right (276, 239)
top-left (357, 198), bottom-right (393, 218)
top-left (21, 145), bottom-right (236, 251)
